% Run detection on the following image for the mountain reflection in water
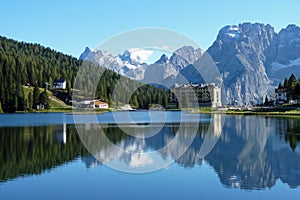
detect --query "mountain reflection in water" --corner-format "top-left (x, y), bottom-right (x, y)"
top-left (0, 115), bottom-right (300, 190)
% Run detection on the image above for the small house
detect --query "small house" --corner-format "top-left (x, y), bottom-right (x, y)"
top-left (53, 79), bottom-right (67, 90)
top-left (90, 100), bottom-right (109, 109)
top-left (78, 100), bottom-right (109, 109)
top-left (275, 88), bottom-right (287, 104)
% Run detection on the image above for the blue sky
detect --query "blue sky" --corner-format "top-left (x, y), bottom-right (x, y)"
top-left (1, 0), bottom-right (300, 58)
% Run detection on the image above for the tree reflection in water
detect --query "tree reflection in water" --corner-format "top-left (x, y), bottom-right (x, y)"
top-left (0, 115), bottom-right (300, 190)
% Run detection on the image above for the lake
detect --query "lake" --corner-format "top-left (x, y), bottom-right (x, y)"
top-left (0, 111), bottom-right (300, 200)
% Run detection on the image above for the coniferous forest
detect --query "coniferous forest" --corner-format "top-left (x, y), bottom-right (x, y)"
top-left (278, 74), bottom-right (300, 100)
top-left (0, 36), bottom-right (169, 112)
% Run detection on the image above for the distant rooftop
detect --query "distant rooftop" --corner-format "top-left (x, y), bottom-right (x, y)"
top-left (54, 79), bottom-right (66, 83)
top-left (171, 83), bottom-right (220, 89)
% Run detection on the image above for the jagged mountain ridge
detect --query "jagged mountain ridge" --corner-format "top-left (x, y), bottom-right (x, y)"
top-left (80, 23), bottom-right (300, 105)
top-left (79, 47), bottom-right (148, 78)
top-left (79, 46), bottom-right (203, 81)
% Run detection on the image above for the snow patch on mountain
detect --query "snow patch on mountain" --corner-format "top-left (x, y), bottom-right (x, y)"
top-left (271, 58), bottom-right (300, 72)
top-left (221, 25), bottom-right (242, 39)
top-left (127, 48), bottom-right (153, 63)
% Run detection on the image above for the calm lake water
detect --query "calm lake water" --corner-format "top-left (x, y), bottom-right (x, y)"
top-left (0, 111), bottom-right (300, 199)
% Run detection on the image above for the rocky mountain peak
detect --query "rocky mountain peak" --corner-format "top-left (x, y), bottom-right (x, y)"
top-left (79, 47), bottom-right (92, 60)
top-left (208, 22), bottom-right (277, 104)
top-left (155, 54), bottom-right (169, 64)
top-left (218, 25), bottom-right (242, 41)
top-left (282, 24), bottom-right (300, 32)
top-left (171, 46), bottom-right (202, 62)
top-left (278, 24), bottom-right (300, 46)
top-left (119, 50), bottom-right (131, 61)
top-left (169, 46), bottom-right (202, 71)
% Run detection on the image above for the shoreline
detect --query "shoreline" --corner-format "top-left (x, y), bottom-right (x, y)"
top-left (2, 107), bottom-right (300, 117)
top-left (189, 107), bottom-right (300, 117)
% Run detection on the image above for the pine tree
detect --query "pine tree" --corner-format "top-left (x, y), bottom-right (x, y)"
top-left (33, 84), bottom-right (40, 108)
top-left (27, 92), bottom-right (33, 111)
top-left (264, 95), bottom-right (269, 105)
top-left (0, 102), bottom-right (3, 113)
top-left (288, 74), bottom-right (297, 91)
top-left (163, 94), bottom-right (168, 108)
top-left (295, 83), bottom-right (300, 98)
top-left (131, 95), bottom-right (139, 108)
top-left (284, 78), bottom-right (288, 88)
top-left (67, 81), bottom-right (72, 97)
top-left (16, 84), bottom-right (25, 111)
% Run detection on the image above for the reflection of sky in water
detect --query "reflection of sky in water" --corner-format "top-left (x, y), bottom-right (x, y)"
top-left (1, 157), bottom-right (300, 200)
top-left (1, 114), bottom-right (300, 199)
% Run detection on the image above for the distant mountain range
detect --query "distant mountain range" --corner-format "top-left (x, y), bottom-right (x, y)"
top-left (79, 46), bottom-right (203, 81)
top-left (80, 23), bottom-right (300, 105)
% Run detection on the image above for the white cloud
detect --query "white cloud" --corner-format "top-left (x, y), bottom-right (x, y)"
top-left (159, 45), bottom-right (171, 50)
top-left (128, 48), bottom-right (153, 63)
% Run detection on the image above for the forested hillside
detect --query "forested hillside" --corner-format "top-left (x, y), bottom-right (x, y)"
top-left (0, 36), bottom-right (168, 112)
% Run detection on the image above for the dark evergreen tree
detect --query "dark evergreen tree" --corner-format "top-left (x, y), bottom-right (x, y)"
top-left (163, 94), bottom-right (168, 108)
top-left (130, 95), bottom-right (139, 108)
top-left (294, 83), bottom-right (300, 99)
top-left (288, 74), bottom-right (297, 92)
top-left (284, 78), bottom-right (288, 88)
top-left (264, 95), bottom-right (269, 105)
top-left (33, 84), bottom-right (40, 108)
top-left (27, 92), bottom-right (33, 111)
top-left (16, 84), bottom-right (25, 111)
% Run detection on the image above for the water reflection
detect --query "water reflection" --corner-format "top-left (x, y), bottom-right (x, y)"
top-left (0, 115), bottom-right (300, 190)
top-left (0, 124), bottom-right (89, 183)
top-left (206, 116), bottom-right (300, 190)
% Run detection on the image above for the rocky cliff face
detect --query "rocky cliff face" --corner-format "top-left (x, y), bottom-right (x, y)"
top-left (267, 25), bottom-right (300, 81)
top-left (169, 46), bottom-right (203, 71)
top-left (207, 23), bottom-right (276, 104)
top-left (205, 23), bottom-right (300, 104)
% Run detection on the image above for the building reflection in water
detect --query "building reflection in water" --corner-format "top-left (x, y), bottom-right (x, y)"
top-left (1, 115), bottom-right (300, 189)
top-left (54, 123), bottom-right (67, 144)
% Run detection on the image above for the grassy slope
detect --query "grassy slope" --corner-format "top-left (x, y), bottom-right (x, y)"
top-left (22, 86), bottom-right (70, 109)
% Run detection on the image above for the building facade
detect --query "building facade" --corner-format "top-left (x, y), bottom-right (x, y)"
top-left (275, 88), bottom-right (287, 104)
top-left (53, 79), bottom-right (67, 90)
top-left (170, 83), bottom-right (222, 108)
top-left (78, 100), bottom-right (109, 109)
top-left (90, 100), bottom-right (109, 109)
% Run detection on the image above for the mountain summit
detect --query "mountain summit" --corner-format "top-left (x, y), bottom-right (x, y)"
top-left (79, 23), bottom-right (300, 105)
top-left (207, 23), bottom-right (300, 104)
top-left (207, 23), bottom-right (276, 104)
